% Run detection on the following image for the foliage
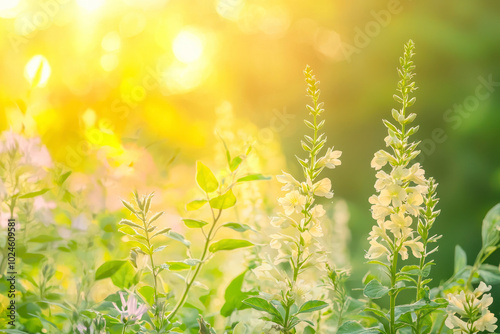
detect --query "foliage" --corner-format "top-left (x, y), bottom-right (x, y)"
top-left (0, 40), bottom-right (499, 334)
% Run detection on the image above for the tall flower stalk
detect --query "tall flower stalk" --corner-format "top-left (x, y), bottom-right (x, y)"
top-left (244, 66), bottom-right (341, 333)
top-left (365, 40), bottom-right (442, 334)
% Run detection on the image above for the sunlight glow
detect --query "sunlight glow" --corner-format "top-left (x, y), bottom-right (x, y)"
top-left (0, 0), bottom-right (20, 18)
top-left (24, 55), bottom-right (51, 88)
top-left (0, 0), bottom-right (19, 11)
top-left (76, 0), bottom-right (105, 12)
top-left (172, 29), bottom-right (204, 64)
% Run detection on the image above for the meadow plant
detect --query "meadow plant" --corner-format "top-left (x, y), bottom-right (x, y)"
top-left (2, 40), bottom-right (500, 334)
top-left (243, 65), bottom-right (342, 333)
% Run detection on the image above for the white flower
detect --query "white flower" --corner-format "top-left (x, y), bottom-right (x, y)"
top-left (369, 195), bottom-right (393, 222)
top-left (366, 239), bottom-right (390, 259)
top-left (374, 170), bottom-right (392, 191)
top-left (402, 188), bottom-right (424, 216)
top-left (387, 212), bottom-right (412, 239)
top-left (317, 147), bottom-right (342, 169)
top-left (278, 190), bottom-right (306, 215)
top-left (311, 204), bottom-right (326, 218)
top-left (112, 292), bottom-right (148, 323)
top-left (371, 150), bottom-right (395, 170)
top-left (404, 163), bottom-right (427, 185)
top-left (276, 172), bottom-right (300, 191)
top-left (253, 263), bottom-right (273, 280)
top-left (379, 184), bottom-right (406, 207)
top-left (270, 215), bottom-right (288, 228)
top-left (309, 223), bottom-right (323, 237)
top-left (446, 282), bottom-right (498, 333)
top-left (400, 238), bottom-right (424, 260)
top-left (270, 238), bottom-right (281, 249)
top-left (313, 178), bottom-right (333, 199)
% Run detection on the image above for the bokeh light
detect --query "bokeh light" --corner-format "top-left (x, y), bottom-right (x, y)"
top-left (24, 55), bottom-right (51, 88)
top-left (76, 0), bottom-right (105, 12)
top-left (172, 29), bottom-right (204, 64)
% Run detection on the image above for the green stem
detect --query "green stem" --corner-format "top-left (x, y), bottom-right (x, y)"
top-left (390, 252), bottom-right (398, 334)
top-left (466, 249), bottom-right (483, 289)
top-left (121, 324), bottom-right (127, 334)
top-left (142, 212), bottom-right (158, 308)
top-left (167, 207), bottom-right (222, 321)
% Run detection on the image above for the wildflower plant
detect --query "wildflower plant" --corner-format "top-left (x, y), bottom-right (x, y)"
top-left (166, 150), bottom-right (269, 328)
top-left (243, 65), bottom-right (342, 333)
top-left (439, 204), bottom-right (500, 333)
top-left (360, 40), bottom-right (447, 334)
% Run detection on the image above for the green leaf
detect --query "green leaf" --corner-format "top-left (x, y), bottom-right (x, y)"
top-left (296, 300), bottom-right (329, 314)
top-left (209, 239), bottom-right (253, 253)
top-left (151, 227), bottom-right (171, 239)
top-left (22, 253), bottom-right (45, 264)
top-left (393, 299), bottom-right (447, 321)
top-left (148, 211), bottom-right (164, 225)
top-left (454, 245), bottom-right (467, 274)
top-left (196, 161), bottom-right (219, 193)
top-left (182, 218), bottom-right (209, 228)
top-left (95, 260), bottom-right (126, 281)
top-left (303, 326), bottom-right (315, 334)
top-left (58, 171), bottom-right (72, 185)
top-left (28, 235), bottom-right (62, 243)
top-left (163, 260), bottom-right (197, 271)
top-left (478, 264), bottom-right (500, 285)
top-left (221, 270), bottom-right (258, 317)
top-left (337, 321), bottom-right (381, 334)
top-left (242, 297), bottom-right (282, 320)
top-left (119, 219), bottom-right (144, 230)
top-left (19, 188), bottom-right (49, 199)
top-left (481, 203), bottom-right (500, 248)
top-left (230, 156), bottom-right (244, 171)
top-left (236, 174), bottom-right (271, 183)
top-left (153, 245), bottom-right (167, 253)
top-left (111, 262), bottom-right (137, 289)
top-left (363, 279), bottom-right (389, 299)
top-left (121, 200), bottom-right (137, 213)
top-left (138, 286), bottom-right (155, 306)
top-left (210, 189), bottom-right (237, 209)
top-left (186, 199), bottom-right (208, 211)
top-left (222, 222), bottom-right (255, 232)
top-left (166, 231), bottom-right (191, 247)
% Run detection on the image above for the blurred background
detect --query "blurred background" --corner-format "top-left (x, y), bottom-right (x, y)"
top-left (1, 0), bottom-right (500, 316)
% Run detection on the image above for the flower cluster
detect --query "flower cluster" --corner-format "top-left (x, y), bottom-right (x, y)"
top-left (445, 282), bottom-right (498, 333)
top-left (254, 66), bottom-right (341, 279)
top-left (366, 40), bottom-right (427, 263)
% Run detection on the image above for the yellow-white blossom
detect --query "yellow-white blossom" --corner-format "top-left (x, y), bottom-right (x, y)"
top-left (445, 282), bottom-right (498, 333)
top-left (277, 171), bottom-right (300, 191)
top-left (317, 147), bottom-right (342, 169)
top-left (278, 190), bottom-right (306, 216)
top-left (313, 178), bottom-right (334, 199)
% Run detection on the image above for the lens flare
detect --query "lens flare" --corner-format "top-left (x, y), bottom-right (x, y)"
top-left (172, 29), bottom-right (204, 64)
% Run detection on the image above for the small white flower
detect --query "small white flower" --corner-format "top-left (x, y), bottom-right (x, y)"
top-left (366, 239), bottom-right (390, 259)
top-left (309, 223), bottom-right (323, 237)
top-left (313, 178), bottom-right (333, 199)
top-left (317, 147), bottom-right (342, 169)
top-left (371, 150), bottom-right (395, 170)
top-left (311, 204), bottom-right (326, 218)
top-left (278, 190), bottom-right (306, 215)
top-left (270, 215), bottom-right (287, 228)
top-left (253, 263), bottom-right (273, 280)
top-left (379, 184), bottom-right (406, 207)
top-left (276, 172), bottom-right (300, 191)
